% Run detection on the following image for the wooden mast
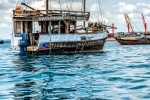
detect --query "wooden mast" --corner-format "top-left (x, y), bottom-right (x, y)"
top-left (46, 0), bottom-right (49, 33)
top-left (41, 0), bottom-right (49, 33)
top-left (46, 0), bottom-right (48, 15)
top-left (83, 0), bottom-right (86, 28)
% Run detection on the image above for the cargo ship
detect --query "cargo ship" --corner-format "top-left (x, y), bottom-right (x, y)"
top-left (106, 23), bottom-right (117, 42)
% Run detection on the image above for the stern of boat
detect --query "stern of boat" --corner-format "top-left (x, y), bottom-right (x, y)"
top-left (10, 33), bottom-right (22, 51)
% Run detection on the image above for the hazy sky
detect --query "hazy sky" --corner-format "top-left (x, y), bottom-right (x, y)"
top-left (0, 0), bottom-right (150, 39)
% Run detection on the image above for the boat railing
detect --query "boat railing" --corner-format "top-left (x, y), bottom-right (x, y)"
top-left (13, 10), bottom-right (90, 18)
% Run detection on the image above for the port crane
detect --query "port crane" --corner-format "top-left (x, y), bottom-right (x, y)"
top-left (106, 23), bottom-right (115, 37)
top-left (124, 14), bottom-right (134, 34)
top-left (141, 13), bottom-right (147, 34)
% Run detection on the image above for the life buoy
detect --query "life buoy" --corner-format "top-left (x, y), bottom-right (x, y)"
top-left (15, 6), bottom-right (23, 16)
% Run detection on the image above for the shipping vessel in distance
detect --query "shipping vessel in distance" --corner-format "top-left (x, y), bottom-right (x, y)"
top-left (0, 39), bottom-right (4, 44)
top-left (106, 23), bottom-right (117, 42)
top-left (10, 0), bottom-right (116, 55)
top-left (115, 13), bottom-right (150, 45)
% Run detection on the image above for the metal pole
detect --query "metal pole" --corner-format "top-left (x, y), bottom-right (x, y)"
top-left (83, 0), bottom-right (86, 28)
top-left (46, 0), bottom-right (49, 33)
top-left (46, 0), bottom-right (49, 15)
top-left (145, 23), bottom-right (147, 38)
top-left (49, 21), bottom-right (51, 55)
top-left (21, 21), bottom-right (23, 34)
top-left (58, 21), bottom-right (61, 42)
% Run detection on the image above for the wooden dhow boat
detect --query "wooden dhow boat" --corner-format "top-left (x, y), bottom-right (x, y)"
top-left (115, 33), bottom-right (150, 45)
top-left (115, 13), bottom-right (150, 45)
top-left (10, 0), bottom-right (112, 55)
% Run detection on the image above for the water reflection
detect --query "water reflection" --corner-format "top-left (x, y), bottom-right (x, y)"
top-left (1, 42), bottom-right (150, 99)
top-left (10, 53), bottom-right (110, 100)
top-left (11, 80), bottom-right (40, 100)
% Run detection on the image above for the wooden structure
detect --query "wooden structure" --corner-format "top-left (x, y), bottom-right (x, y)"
top-left (115, 14), bottom-right (150, 45)
top-left (10, 0), bottom-right (109, 55)
top-left (115, 31), bottom-right (150, 45)
top-left (115, 37), bottom-right (150, 45)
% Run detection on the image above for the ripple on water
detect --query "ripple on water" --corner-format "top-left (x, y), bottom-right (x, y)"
top-left (0, 43), bottom-right (150, 100)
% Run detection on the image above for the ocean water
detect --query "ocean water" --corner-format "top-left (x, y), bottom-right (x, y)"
top-left (0, 42), bottom-right (150, 100)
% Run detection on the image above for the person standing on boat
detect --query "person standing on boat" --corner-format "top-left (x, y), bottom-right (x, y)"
top-left (140, 32), bottom-right (145, 39)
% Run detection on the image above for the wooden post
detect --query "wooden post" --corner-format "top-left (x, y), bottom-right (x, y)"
top-left (28, 21), bottom-right (33, 33)
top-left (46, 0), bottom-right (49, 33)
top-left (68, 21), bottom-right (70, 33)
top-left (24, 22), bottom-right (28, 39)
top-left (42, 22), bottom-right (46, 33)
top-left (49, 21), bottom-right (51, 53)
top-left (46, 0), bottom-right (48, 15)
top-left (65, 21), bottom-right (69, 33)
top-left (58, 21), bottom-right (61, 33)
top-left (112, 23), bottom-right (114, 37)
top-left (41, 22), bottom-right (43, 33)
top-left (14, 22), bottom-right (16, 33)
top-left (74, 21), bottom-right (77, 33)
top-left (49, 21), bottom-right (51, 33)
top-left (58, 21), bottom-right (61, 41)
top-left (83, 0), bottom-right (86, 28)
top-left (67, 22), bottom-right (69, 41)
top-left (145, 23), bottom-right (147, 38)
top-left (52, 24), bottom-right (54, 33)
top-left (45, 22), bottom-right (48, 33)
top-left (74, 21), bottom-right (77, 41)
top-left (41, 22), bottom-right (49, 33)
top-left (21, 21), bottom-right (23, 34)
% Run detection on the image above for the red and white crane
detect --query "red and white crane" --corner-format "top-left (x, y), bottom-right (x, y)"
top-left (124, 14), bottom-right (134, 35)
top-left (141, 13), bottom-right (147, 34)
top-left (124, 14), bottom-right (130, 34)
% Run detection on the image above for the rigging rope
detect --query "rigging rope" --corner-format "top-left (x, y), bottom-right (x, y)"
top-left (49, 22), bottom-right (52, 55)
top-left (50, 0), bottom-right (51, 10)
top-left (96, 0), bottom-right (100, 22)
top-left (59, 0), bottom-right (62, 10)
top-left (65, 0), bottom-right (70, 11)
top-left (24, 0), bottom-right (28, 11)
top-left (129, 18), bottom-right (141, 32)
top-left (16, 0), bottom-right (20, 7)
top-left (70, 0), bottom-right (73, 11)
top-left (81, 0), bottom-right (83, 12)
top-left (98, 0), bottom-right (105, 24)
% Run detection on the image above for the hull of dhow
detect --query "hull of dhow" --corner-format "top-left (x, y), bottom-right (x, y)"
top-left (26, 38), bottom-right (106, 55)
top-left (25, 32), bottom-right (107, 55)
top-left (115, 37), bottom-right (150, 45)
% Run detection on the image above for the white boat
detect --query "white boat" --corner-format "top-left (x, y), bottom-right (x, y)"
top-left (10, 0), bottom-right (109, 55)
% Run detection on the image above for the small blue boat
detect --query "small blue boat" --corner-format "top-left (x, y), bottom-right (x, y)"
top-left (0, 39), bottom-right (4, 44)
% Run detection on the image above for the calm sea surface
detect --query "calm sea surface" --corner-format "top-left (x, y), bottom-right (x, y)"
top-left (0, 42), bottom-right (150, 100)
